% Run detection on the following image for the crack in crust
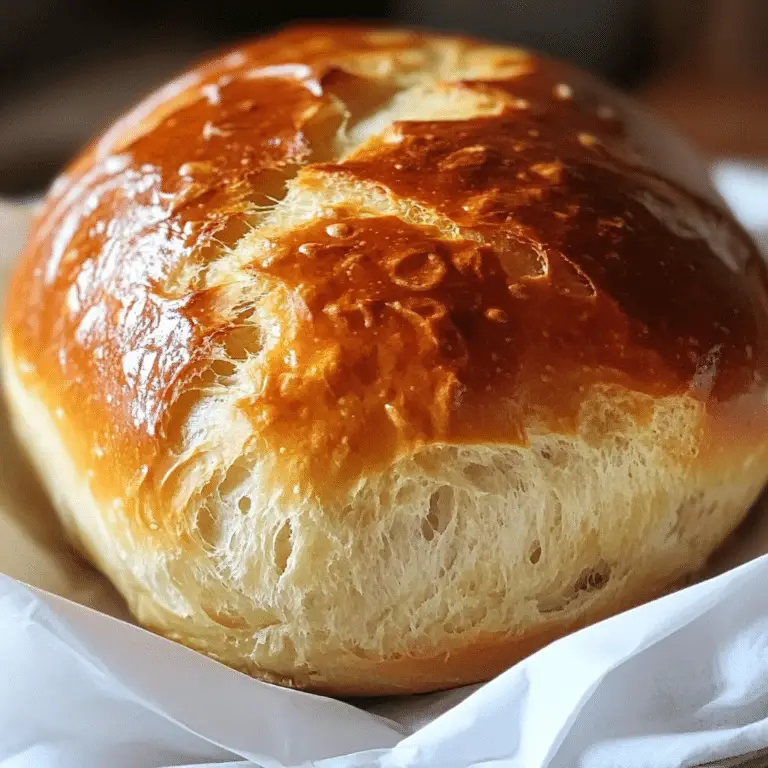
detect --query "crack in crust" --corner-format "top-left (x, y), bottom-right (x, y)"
top-left (5, 24), bottom-right (768, 505)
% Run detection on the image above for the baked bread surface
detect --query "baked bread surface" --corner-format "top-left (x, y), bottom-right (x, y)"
top-left (4, 25), bottom-right (768, 695)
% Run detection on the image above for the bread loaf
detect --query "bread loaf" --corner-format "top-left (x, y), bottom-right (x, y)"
top-left (4, 25), bottom-right (768, 696)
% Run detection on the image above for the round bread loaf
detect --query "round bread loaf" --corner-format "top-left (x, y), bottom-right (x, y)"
top-left (4, 25), bottom-right (768, 696)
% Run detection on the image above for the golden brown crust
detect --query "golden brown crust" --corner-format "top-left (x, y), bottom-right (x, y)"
top-left (6, 24), bottom-right (768, 503)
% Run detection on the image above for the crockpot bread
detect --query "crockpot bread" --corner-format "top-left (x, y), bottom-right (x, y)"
top-left (4, 25), bottom-right (768, 696)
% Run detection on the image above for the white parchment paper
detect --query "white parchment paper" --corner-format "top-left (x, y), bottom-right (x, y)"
top-left (1, 165), bottom-right (768, 768)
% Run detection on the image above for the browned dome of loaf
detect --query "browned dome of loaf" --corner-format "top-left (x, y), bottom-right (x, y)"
top-left (6, 24), bottom-right (768, 498)
top-left (4, 25), bottom-right (768, 696)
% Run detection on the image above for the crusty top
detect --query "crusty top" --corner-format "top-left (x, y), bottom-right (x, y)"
top-left (5, 25), bottom-right (768, 501)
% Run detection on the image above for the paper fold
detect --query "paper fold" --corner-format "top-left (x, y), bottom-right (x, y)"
top-left (6, 554), bottom-right (768, 768)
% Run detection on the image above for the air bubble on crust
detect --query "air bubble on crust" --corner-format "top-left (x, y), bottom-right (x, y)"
top-left (388, 249), bottom-right (447, 291)
top-left (439, 145), bottom-right (497, 171)
top-left (555, 254), bottom-right (597, 299)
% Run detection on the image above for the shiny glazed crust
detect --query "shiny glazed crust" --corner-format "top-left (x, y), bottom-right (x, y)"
top-left (4, 25), bottom-right (768, 695)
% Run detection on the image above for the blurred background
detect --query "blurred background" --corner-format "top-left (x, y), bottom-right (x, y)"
top-left (1, 0), bottom-right (768, 197)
